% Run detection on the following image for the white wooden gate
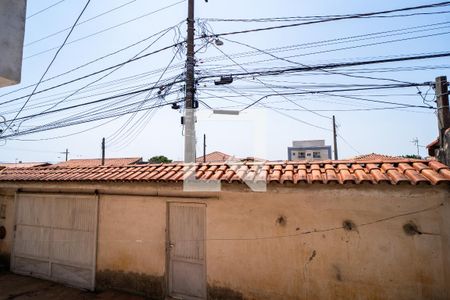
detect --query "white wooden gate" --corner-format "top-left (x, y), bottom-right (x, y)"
top-left (11, 193), bottom-right (98, 290)
top-left (168, 202), bottom-right (206, 299)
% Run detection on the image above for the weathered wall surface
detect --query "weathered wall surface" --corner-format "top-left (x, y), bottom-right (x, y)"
top-left (96, 194), bottom-right (167, 299)
top-left (0, 191), bottom-right (15, 269)
top-left (205, 184), bottom-right (450, 300)
top-left (0, 0), bottom-right (26, 87)
top-left (0, 182), bottom-right (449, 299)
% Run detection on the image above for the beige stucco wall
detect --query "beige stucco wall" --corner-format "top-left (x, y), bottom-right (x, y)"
top-left (204, 184), bottom-right (450, 300)
top-left (0, 182), bottom-right (449, 299)
top-left (97, 194), bottom-right (166, 275)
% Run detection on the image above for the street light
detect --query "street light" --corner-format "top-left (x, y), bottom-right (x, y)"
top-left (212, 109), bottom-right (240, 115)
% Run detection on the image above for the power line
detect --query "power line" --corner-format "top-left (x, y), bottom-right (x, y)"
top-left (24, 0), bottom-right (186, 60)
top-left (1, 97), bottom-right (184, 139)
top-left (200, 21), bottom-right (450, 64)
top-left (218, 85), bottom-right (332, 131)
top-left (239, 105), bottom-right (430, 113)
top-left (203, 10), bottom-right (450, 22)
top-left (1, 51), bottom-right (444, 124)
top-left (25, 0), bottom-right (138, 47)
top-left (0, 41), bottom-right (184, 107)
top-left (107, 49), bottom-right (182, 148)
top-left (9, 18), bottom-right (440, 101)
top-left (5, 80), bottom-right (430, 139)
top-left (1, 0), bottom-right (92, 138)
top-left (10, 116), bottom-right (123, 142)
top-left (322, 93), bottom-right (434, 109)
top-left (199, 28), bottom-right (450, 75)
top-left (22, 25), bottom-right (177, 126)
top-left (0, 22), bottom-right (184, 101)
top-left (206, 92), bottom-right (435, 113)
top-left (211, 42), bottom-right (332, 120)
top-left (199, 51), bottom-right (450, 80)
top-left (220, 37), bottom-right (413, 85)
top-left (4, 40), bottom-right (446, 109)
top-left (26, 0), bottom-right (67, 20)
top-left (239, 86), bottom-right (436, 111)
top-left (336, 132), bottom-right (361, 155)
top-left (1, 84), bottom-right (182, 125)
top-left (200, 2), bottom-right (450, 38)
top-left (0, 69), bottom-right (184, 114)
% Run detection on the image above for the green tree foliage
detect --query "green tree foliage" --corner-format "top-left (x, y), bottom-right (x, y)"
top-left (401, 154), bottom-right (422, 159)
top-left (148, 155), bottom-right (172, 164)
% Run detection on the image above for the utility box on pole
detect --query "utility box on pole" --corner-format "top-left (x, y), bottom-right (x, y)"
top-left (0, 0), bottom-right (27, 88)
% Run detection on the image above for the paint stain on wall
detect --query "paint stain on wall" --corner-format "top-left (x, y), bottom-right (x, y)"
top-left (276, 215), bottom-right (287, 226)
top-left (96, 269), bottom-right (164, 299)
top-left (403, 221), bottom-right (422, 236)
top-left (308, 250), bottom-right (317, 262)
top-left (333, 265), bottom-right (343, 282)
top-left (208, 285), bottom-right (244, 300)
top-left (342, 220), bottom-right (357, 232)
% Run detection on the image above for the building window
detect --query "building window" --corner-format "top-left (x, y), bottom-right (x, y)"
top-left (299, 152), bottom-right (305, 158)
top-left (307, 153), bottom-right (312, 157)
top-left (313, 151), bottom-right (321, 158)
top-left (292, 152), bottom-right (296, 156)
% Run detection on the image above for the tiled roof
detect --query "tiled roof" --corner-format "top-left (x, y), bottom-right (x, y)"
top-left (351, 153), bottom-right (402, 161)
top-left (196, 151), bottom-right (232, 163)
top-left (427, 139), bottom-right (439, 149)
top-left (427, 138), bottom-right (439, 156)
top-left (0, 162), bottom-right (50, 169)
top-left (51, 157), bottom-right (142, 167)
top-left (0, 160), bottom-right (449, 186)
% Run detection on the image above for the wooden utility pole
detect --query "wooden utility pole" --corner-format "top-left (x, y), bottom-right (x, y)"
top-left (101, 137), bottom-right (105, 166)
top-left (59, 149), bottom-right (69, 161)
top-left (332, 115), bottom-right (338, 160)
top-left (203, 134), bottom-right (206, 163)
top-left (435, 76), bottom-right (450, 165)
top-left (184, 0), bottom-right (196, 163)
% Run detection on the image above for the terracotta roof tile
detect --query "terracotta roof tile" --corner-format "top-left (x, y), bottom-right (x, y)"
top-left (196, 151), bottom-right (232, 163)
top-left (381, 163), bottom-right (410, 184)
top-left (351, 153), bottom-right (403, 161)
top-left (0, 162), bottom-right (50, 169)
top-left (0, 160), bottom-right (449, 186)
top-left (324, 164), bottom-right (339, 184)
top-left (52, 157), bottom-right (142, 167)
top-left (337, 164), bottom-right (356, 184)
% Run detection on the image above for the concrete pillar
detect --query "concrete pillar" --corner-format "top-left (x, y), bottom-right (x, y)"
top-left (0, 0), bottom-right (27, 87)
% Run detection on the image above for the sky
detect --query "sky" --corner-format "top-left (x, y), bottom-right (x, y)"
top-left (0, 0), bottom-right (449, 163)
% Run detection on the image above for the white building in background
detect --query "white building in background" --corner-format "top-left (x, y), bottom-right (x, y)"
top-left (288, 140), bottom-right (332, 161)
top-left (0, 0), bottom-right (26, 87)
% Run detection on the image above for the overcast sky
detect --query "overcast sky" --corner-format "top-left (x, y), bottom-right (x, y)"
top-left (0, 0), bottom-right (448, 163)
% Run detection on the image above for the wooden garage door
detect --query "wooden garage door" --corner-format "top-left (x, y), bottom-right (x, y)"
top-left (11, 193), bottom-right (98, 290)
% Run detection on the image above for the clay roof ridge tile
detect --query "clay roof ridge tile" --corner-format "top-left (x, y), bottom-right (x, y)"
top-left (403, 169), bottom-right (431, 185)
top-left (384, 168), bottom-right (410, 185)
top-left (420, 168), bottom-right (449, 185)
top-left (324, 169), bottom-right (339, 184)
top-left (353, 169), bottom-right (373, 184)
top-left (428, 160), bottom-right (449, 172)
top-left (412, 162), bottom-right (431, 172)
